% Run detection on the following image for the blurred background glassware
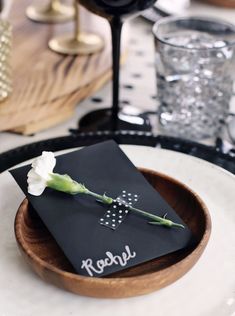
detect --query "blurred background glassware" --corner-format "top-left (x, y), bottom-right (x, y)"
top-left (48, 0), bottom-right (104, 55)
top-left (77, 0), bottom-right (156, 132)
top-left (26, 0), bottom-right (75, 23)
top-left (227, 115), bottom-right (235, 144)
top-left (153, 16), bottom-right (235, 140)
top-left (0, 0), bottom-right (12, 102)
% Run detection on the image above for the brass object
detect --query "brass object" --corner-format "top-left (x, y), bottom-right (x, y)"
top-left (0, 20), bottom-right (12, 102)
top-left (26, 0), bottom-right (75, 23)
top-left (48, 1), bottom-right (104, 55)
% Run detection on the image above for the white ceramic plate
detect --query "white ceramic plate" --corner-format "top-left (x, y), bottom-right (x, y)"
top-left (0, 146), bottom-right (235, 316)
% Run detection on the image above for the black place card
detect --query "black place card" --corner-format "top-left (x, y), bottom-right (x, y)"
top-left (11, 140), bottom-right (192, 277)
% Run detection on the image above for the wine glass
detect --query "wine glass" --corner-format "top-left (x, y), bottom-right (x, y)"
top-left (78, 0), bottom-right (156, 131)
top-left (26, 0), bottom-right (75, 23)
top-left (49, 0), bottom-right (104, 55)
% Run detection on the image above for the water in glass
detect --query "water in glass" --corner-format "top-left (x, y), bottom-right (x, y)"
top-left (155, 27), bottom-right (235, 140)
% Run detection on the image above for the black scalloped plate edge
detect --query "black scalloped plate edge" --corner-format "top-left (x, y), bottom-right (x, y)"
top-left (0, 131), bottom-right (234, 174)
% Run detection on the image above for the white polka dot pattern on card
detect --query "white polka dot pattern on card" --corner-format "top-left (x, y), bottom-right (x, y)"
top-left (99, 192), bottom-right (139, 230)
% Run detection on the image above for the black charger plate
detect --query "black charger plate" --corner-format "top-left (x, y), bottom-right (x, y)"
top-left (0, 131), bottom-right (234, 174)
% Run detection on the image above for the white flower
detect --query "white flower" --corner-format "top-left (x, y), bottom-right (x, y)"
top-left (27, 151), bottom-right (56, 196)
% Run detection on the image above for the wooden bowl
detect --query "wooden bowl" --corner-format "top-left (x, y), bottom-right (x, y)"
top-left (14, 168), bottom-right (211, 298)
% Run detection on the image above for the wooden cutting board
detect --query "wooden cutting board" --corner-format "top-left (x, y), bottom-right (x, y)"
top-left (0, 0), bottom-right (117, 134)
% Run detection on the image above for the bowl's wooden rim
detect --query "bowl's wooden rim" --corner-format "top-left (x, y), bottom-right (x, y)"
top-left (14, 168), bottom-right (211, 286)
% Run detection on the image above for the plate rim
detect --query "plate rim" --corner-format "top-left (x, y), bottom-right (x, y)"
top-left (8, 144), bottom-right (235, 181)
top-left (121, 145), bottom-right (235, 181)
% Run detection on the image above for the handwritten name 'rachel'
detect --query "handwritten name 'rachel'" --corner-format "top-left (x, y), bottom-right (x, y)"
top-left (81, 245), bottom-right (136, 277)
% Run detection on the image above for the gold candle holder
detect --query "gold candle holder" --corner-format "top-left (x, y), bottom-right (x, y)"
top-left (26, 0), bottom-right (75, 23)
top-left (0, 19), bottom-right (12, 102)
top-left (48, 1), bottom-right (104, 55)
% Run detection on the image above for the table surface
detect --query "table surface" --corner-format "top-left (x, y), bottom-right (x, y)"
top-left (0, 2), bottom-right (235, 155)
top-left (0, 4), bottom-right (235, 316)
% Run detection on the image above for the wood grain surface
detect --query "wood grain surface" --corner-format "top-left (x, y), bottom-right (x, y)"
top-left (14, 168), bottom-right (211, 298)
top-left (0, 0), bottom-right (118, 134)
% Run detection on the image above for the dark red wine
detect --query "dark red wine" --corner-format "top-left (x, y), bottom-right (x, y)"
top-left (79, 0), bottom-right (156, 20)
top-left (78, 0), bottom-right (156, 131)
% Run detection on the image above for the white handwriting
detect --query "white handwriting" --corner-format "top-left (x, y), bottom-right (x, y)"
top-left (81, 245), bottom-right (136, 277)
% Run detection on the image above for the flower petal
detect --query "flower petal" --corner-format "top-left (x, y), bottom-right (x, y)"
top-left (27, 151), bottom-right (56, 196)
top-left (27, 169), bottom-right (47, 196)
top-left (32, 151), bottom-right (56, 180)
top-left (41, 151), bottom-right (56, 173)
top-left (28, 182), bottom-right (47, 196)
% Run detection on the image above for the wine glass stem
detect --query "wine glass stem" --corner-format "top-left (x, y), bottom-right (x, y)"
top-left (110, 17), bottom-right (123, 131)
top-left (74, 1), bottom-right (80, 40)
top-left (50, 0), bottom-right (60, 10)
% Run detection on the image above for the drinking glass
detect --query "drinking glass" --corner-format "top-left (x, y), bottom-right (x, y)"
top-left (78, 0), bottom-right (156, 131)
top-left (48, 1), bottom-right (104, 55)
top-left (153, 17), bottom-right (235, 140)
top-left (26, 0), bottom-right (75, 23)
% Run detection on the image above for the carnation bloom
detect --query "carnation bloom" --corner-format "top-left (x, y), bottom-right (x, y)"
top-left (27, 151), bottom-right (106, 198)
top-left (27, 151), bottom-right (56, 196)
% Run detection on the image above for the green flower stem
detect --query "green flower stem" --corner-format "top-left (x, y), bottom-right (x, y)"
top-left (79, 187), bottom-right (183, 228)
top-left (126, 205), bottom-right (185, 228)
top-left (97, 194), bottom-right (184, 229)
top-left (85, 190), bottom-right (113, 205)
top-left (47, 173), bottom-right (184, 229)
